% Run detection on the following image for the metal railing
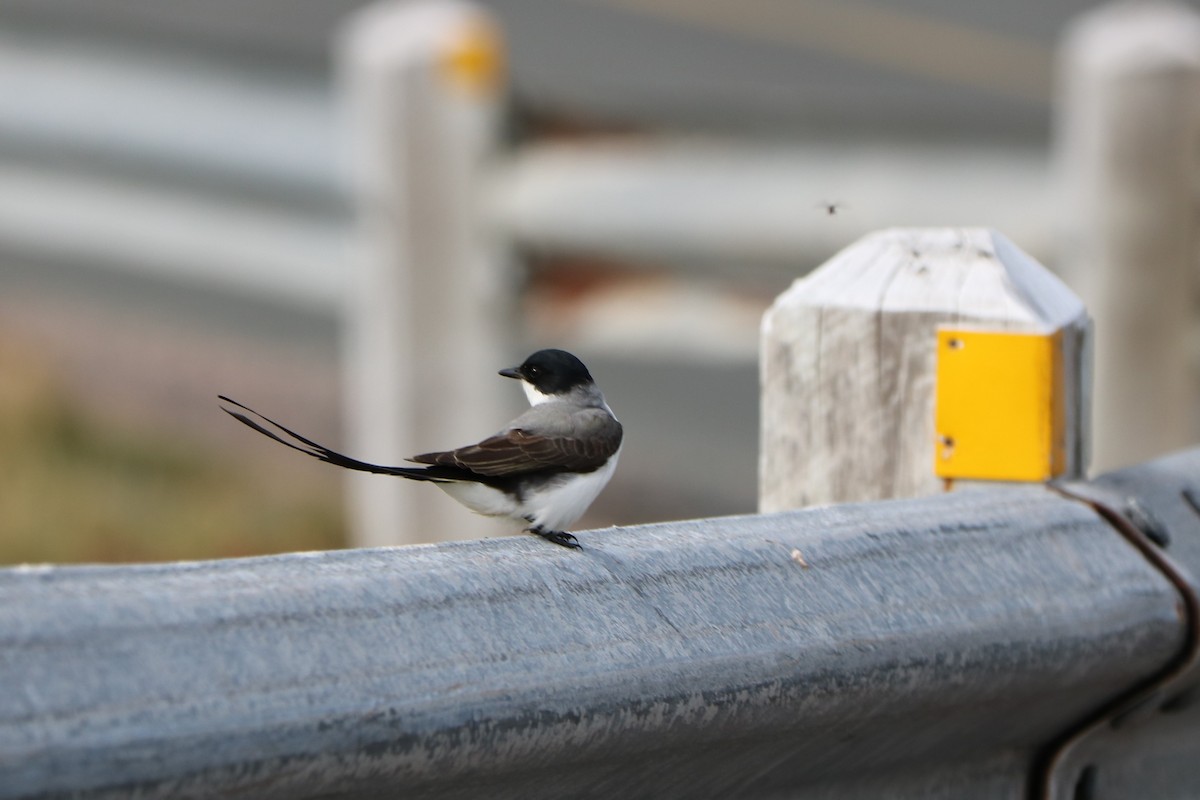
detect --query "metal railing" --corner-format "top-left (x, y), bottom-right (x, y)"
top-left (3, 449), bottom-right (1199, 799)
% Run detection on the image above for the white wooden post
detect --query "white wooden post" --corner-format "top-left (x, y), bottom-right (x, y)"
top-left (1055, 1), bottom-right (1200, 471)
top-left (337, 1), bottom-right (514, 546)
top-left (760, 228), bottom-right (1090, 512)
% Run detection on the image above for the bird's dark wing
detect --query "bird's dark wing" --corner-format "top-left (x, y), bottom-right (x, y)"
top-left (218, 395), bottom-right (428, 478)
top-left (411, 416), bottom-right (622, 476)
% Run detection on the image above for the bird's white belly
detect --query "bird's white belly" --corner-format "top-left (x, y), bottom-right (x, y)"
top-left (435, 447), bottom-right (620, 532)
top-left (524, 449), bottom-right (620, 531)
top-left (436, 481), bottom-right (522, 521)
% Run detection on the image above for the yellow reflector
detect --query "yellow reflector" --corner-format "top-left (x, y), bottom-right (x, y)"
top-left (439, 20), bottom-right (503, 95)
top-left (934, 328), bottom-right (1065, 481)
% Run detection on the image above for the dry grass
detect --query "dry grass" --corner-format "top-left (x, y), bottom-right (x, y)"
top-left (0, 340), bottom-right (346, 565)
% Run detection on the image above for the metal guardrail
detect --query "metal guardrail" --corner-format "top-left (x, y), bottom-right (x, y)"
top-left (488, 139), bottom-right (1052, 271)
top-left (4, 449), bottom-right (1200, 798)
top-left (0, 23), bottom-right (350, 312)
top-left (0, 14), bottom-right (1052, 314)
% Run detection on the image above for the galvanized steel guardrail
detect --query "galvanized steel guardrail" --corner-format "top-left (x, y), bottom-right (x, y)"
top-left (3, 448), bottom-right (1200, 799)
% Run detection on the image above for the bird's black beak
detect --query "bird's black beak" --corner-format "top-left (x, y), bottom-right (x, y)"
top-left (498, 366), bottom-right (522, 380)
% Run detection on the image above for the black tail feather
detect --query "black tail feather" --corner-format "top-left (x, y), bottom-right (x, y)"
top-left (218, 395), bottom-right (438, 480)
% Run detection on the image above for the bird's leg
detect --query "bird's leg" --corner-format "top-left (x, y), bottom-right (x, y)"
top-left (526, 525), bottom-right (581, 549)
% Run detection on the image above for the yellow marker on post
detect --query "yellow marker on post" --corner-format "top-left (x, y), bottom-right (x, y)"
top-left (439, 19), bottom-right (504, 95)
top-left (934, 328), bottom-right (1066, 482)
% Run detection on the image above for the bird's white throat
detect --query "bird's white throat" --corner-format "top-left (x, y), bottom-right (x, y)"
top-left (522, 382), bottom-right (555, 407)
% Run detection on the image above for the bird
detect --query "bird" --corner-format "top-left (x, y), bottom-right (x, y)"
top-left (219, 349), bottom-right (622, 549)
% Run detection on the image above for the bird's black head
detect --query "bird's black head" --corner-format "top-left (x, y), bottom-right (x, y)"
top-left (499, 349), bottom-right (594, 395)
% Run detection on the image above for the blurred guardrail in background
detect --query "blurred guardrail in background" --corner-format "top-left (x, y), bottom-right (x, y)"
top-left (0, 1), bottom-right (1197, 546)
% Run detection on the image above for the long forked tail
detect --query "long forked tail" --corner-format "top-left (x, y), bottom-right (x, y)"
top-left (218, 395), bottom-right (436, 479)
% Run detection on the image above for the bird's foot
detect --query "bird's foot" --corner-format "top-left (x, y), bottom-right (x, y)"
top-left (528, 527), bottom-right (581, 549)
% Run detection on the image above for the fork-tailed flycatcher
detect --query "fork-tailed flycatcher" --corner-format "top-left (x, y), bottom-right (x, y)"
top-left (219, 349), bottom-right (622, 549)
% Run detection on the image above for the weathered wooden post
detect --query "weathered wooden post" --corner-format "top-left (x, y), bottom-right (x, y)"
top-left (337, 1), bottom-right (513, 546)
top-left (760, 228), bottom-right (1090, 511)
top-left (1054, 1), bottom-right (1200, 472)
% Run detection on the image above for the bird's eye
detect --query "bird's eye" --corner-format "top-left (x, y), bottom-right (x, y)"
top-left (526, 366), bottom-right (541, 377)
